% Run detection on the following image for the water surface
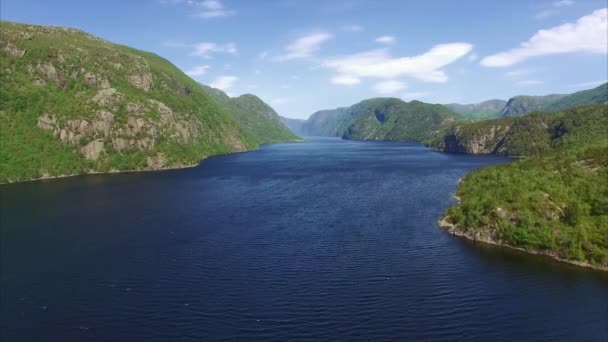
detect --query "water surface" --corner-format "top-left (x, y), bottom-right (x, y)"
top-left (2, 138), bottom-right (607, 341)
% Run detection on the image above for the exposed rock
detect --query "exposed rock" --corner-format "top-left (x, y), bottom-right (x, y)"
top-left (127, 73), bottom-right (153, 92)
top-left (37, 113), bottom-right (57, 131)
top-left (80, 139), bottom-right (104, 160)
top-left (177, 85), bottom-right (192, 96)
top-left (91, 88), bottom-right (121, 107)
top-left (3, 42), bottom-right (26, 57)
top-left (36, 62), bottom-right (64, 86)
top-left (112, 137), bottom-right (130, 151)
top-left (148, 99), bottom-right (173, 123)
top-left (146, 154), bottom-right (166, 169)
top-left (83, 72), bottom-right (97, 86)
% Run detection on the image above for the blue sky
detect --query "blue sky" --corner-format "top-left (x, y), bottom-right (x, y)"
top-left (2, 0), bottom-right (607, 119)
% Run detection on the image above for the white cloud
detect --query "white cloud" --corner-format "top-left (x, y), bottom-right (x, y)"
top-left (210, 75), bottom-right (238, 91)
top-left (191, 42), bottom-right (237, 58)
top-left (331, 74), bottom-right (361, 85)
top-left (185, 65), bottom-right (210, 77)
top-left (342, 25), bottom-right (363, 32)
top-left (484, 8), bottom-right (607, 67)
top-left (401, 91), bottom-right (431, 100)
top-left (375, 36), bottom-right (395, 44)
top-left (374, 80), bottom-right (407, 94)
top-left (279, 32), bottom-right (334, 60)
top-left (323, 43), bottom-right (473, 83)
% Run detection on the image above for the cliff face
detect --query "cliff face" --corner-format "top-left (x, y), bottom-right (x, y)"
top-left (435, 124), bottom-right (513, 155)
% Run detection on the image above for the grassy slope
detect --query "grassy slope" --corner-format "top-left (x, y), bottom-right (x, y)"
top-left (201, 85), bottom-right (299, 144)
top-left (0, 21), bottom-right (261, 182)
top-left (442, 105), bottom-right (608, 268)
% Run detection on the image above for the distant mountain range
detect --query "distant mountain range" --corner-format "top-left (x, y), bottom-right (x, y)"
top-left (283, 82), bottom-right (607, 139)
top-left (282, 99), bottom-right (459, 143)
top-left (446, 82), bottom-right (607, 119)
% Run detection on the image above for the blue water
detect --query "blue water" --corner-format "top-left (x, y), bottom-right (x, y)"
top-left (1, 138), bottom-right (607, 341)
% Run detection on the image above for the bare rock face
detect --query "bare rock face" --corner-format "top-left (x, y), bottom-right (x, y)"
top-left (435, 125), bottom-right (512, 155)
top-left (146, 154), bottom-right (166, 169)
top-left (37, 113), bottom-right (57, 131)
top-left (80, 139), bottom-right (104, 160)
top-left (91, 88), bottom-right (121, 108)
top-left (127, 73), bottom-right (153, 92)
top-left (2, 42), bottom-right (26, 57)
top-left (36, 62), bottom-right (64, 87)
top-left (83, 72), bottom-right (97, 86)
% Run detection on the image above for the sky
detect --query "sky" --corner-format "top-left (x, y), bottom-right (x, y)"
top-left (2, 0), bottom-right (607, 119)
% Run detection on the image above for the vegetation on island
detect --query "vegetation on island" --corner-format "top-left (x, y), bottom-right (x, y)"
top-left (442, 105), bottom-right (608, 268)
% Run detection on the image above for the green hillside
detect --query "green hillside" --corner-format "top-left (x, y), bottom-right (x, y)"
top-left (440, 105), bottom-right (608, 268)
top-left (433, 105), bottom-right (608, 156)
top-left (543, 83), bottom-right (608, 112)
top-left (0, 21), bottom-right (295, 183)
top-left (201, 85), bottom-right (299, 144)
top-left (446, 99), bottom-right (506, 120)
top-left (342, 98), bottom-right (460, 143)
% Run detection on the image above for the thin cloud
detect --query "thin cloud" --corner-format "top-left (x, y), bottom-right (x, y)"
top-left (517, 79), bottom-right (544, 85)
top-left (163, 0), bottom-right (235, 18)
top-left (323, 43), bottom-right (473, 83)
top-left (535, 0), bottom-right (575, 19)
top-left (278, 32), bottom-right (334, 61)
top-left (185, 65), bottom-right (210, 77)
top-left (191, 42), bottom-right (237, 58)
top-left (401, 91), bottom-right (431, 100)
top-left (482, 8), bottom-right (607, 67)
top-left (210, 75), bottom-right (238, 91)
top-left (570, 80), bottom-right (607, 88)
top-left (342, 25), bottom-right (363, 32)
top-left (331, 74), bottom-right (361, 85)
top-left (374, 80), bottom-right (407, 94)
top-left (375, 36), bottom-right (395, 44)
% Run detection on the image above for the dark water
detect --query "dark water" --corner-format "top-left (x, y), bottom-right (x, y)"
top-left (1, 138), bottom-right (607, 341)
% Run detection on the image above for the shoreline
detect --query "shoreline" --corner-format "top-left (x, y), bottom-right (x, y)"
top-left (1, 139), bottom-right (306, 185)
top-left (437, 216), bottom-right (608, 272)
top-left (0, 163), bottom-right (201, 185)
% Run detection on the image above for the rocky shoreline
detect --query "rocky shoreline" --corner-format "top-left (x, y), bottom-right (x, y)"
top-left (437, 216), bottom-right (608, 272)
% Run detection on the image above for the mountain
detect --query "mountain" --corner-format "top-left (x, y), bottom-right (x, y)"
top-left (201, 85), bottom-right (299, 144)
top-left (446, 99), bottom-right (506, 119)
top-left (342, 98), bottom-right (460, 143)
top-left (0, 21), bottom-right (291, 182)
top-left (438, 104), bottom-right (608, 269)
top-left (445, 82), bottom-right (607, 119)
top-left (300, 107), bottom-right (352, 136)
top-left (433, 105), bottom-right (608, 156)
top-left (279, 116), bottom-right (306, 136)
top-left (542, 82), bottom-right (608, 112)
top-left (500, 94), bottom-right (566, 117)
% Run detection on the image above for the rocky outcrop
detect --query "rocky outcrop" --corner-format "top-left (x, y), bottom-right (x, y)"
top-left (128, 73), bottom-right (153, 92)
top-left (434, 124), bottom-right (512, 154)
